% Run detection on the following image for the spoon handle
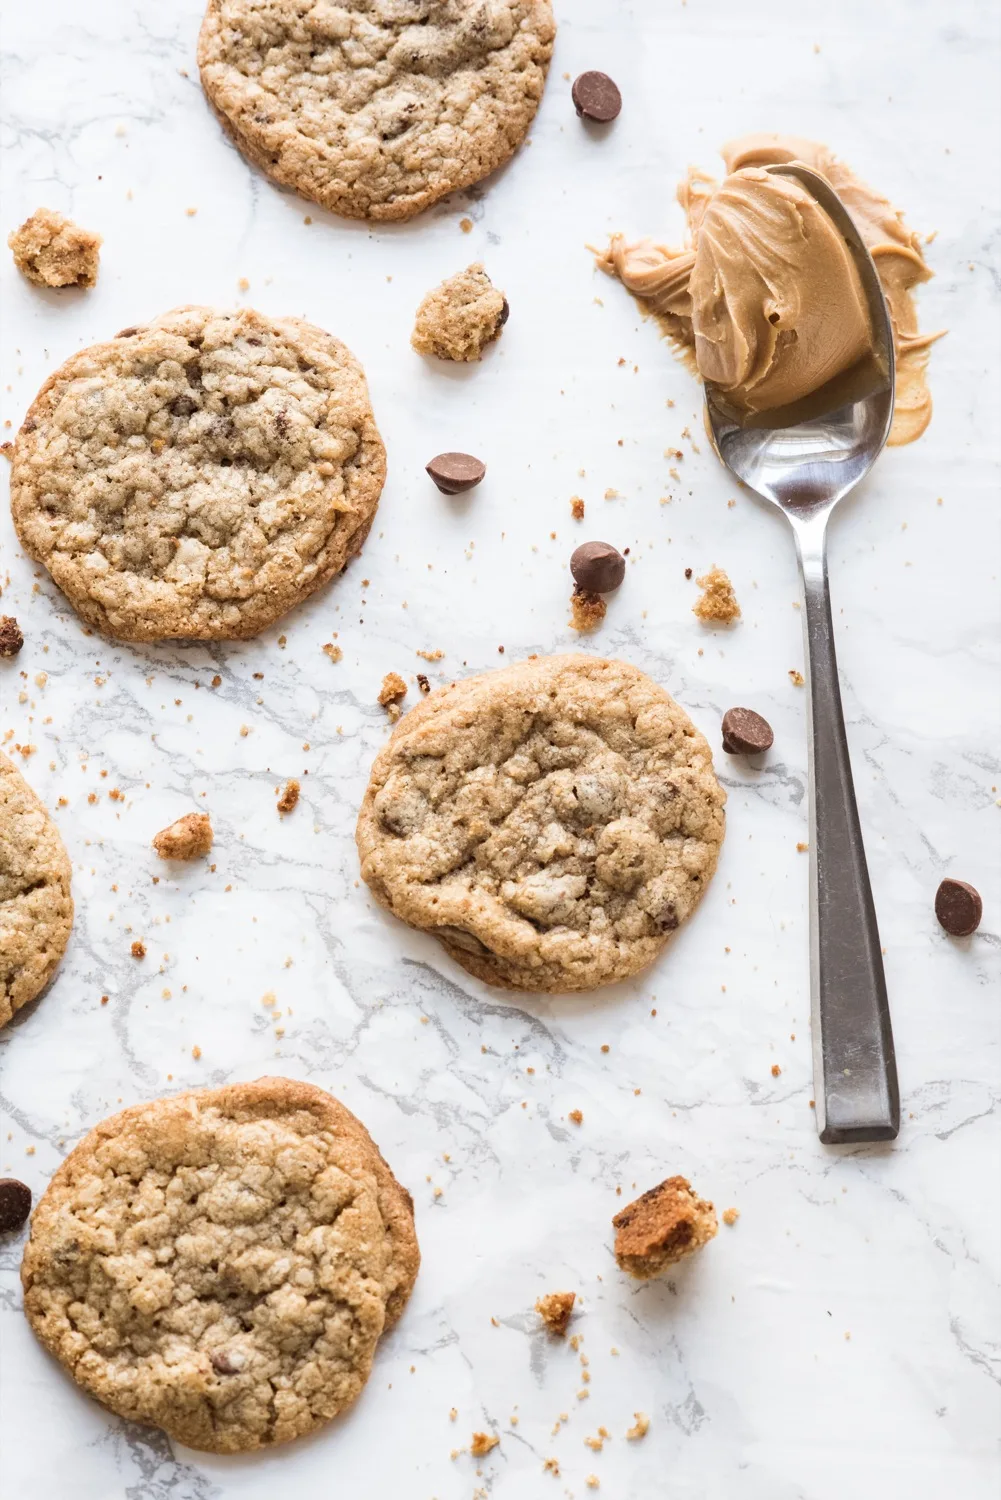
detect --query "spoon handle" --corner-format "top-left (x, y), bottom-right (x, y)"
top-left (794, 524), bottom-right (899, 1143)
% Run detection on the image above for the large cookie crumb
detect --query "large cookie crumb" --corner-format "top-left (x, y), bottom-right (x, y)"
top-left (412, 265), bottom-right (508, 363)
top-left (693, 568), bottom-right (740, 623)
top-left (8, 208), bottom-right (101, 288)
top-left (0, 616), bottom-right (24, 658)
top-left (153, 812), bottom-right (213, 861)
top-left (613, 1175), bottom-right (717, 1279)
top-left (570, 587), bottom-right (607, 632)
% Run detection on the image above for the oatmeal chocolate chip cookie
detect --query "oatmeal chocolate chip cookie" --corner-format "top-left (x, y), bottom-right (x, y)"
top-left (10, 306), bottom-right (386, 642)
top-left (356, 654), bottom-right (725, 992)
top-left (197, 0), bottom-right (556, 222)
top-left (1, 752), bottom-right (73, 1029)
top-left (22, 1077), bottom-right (419, 1454)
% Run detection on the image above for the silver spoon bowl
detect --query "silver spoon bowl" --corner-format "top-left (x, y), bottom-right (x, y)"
top-left (705, 162), bottom-right (899, 1144)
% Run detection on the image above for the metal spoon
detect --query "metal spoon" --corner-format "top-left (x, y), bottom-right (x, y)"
top-left (705, 162), bottom-right (899, 1144)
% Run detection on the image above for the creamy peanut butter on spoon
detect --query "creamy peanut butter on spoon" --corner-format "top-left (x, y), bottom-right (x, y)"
top-left (597, 134), bottom-right (943, 444)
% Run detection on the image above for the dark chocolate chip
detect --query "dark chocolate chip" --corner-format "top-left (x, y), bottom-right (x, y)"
top-left (416, 674), bottom-right (431, 694)
top-left (169, 395), bottom-right (198, 418)
top-left (497, 297), bottom-right (510, 327)
top-left (654, 901), bottom-right (679, 932)
top-left (426, 452), bottom-right (486, 494)
top-left (435, 924), bottom-right (491, 956)
top-left (0, 616), bottom-right (25, 659)
top-left (210, 1350), bottom-right (244, 1375)
top-left (721, 707), bottom-right (774, 755)
top-left (0, 1178), bottom-right (31, 1234)
top-left (684, 567), bottom-right (693, 580)
top-left (570, 540), bottom-right (626, 593)
top-left (115, 326), bottom-right (139, 339)
top-left (572, 71), bottom-right (622, 123)
top-left (934, 878), bottom-right (982, 937)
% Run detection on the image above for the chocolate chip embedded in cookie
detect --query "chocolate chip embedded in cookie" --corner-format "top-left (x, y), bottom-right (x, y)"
top-left (356, 654), bottom-right (725, 993)
top-left (1, 752), bottom-right (73, 1029)
top-left (613, 1176), bottom-right (717, 1279)
top-left (10, 306), bottom-right (386, 642)
top-left (198, 1), bottom-right (556, 222)
top-left (21, 1078), bottom-right (419, 1454)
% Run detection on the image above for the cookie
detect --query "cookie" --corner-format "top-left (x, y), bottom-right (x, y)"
top-left (22, 1077), bottom-right (419, 1453)
top-left (411, 265), bottom-right (508, 362)
top-left (356, 654), bottom-right (725, 992)
top-left (8, 208), bottom-right (102, 289)
top-left (10, 306), bottom-right (386, 642)
top-left (197, 0), bottom-right (555, 222)
top-left (1, 752), bottom-right (73, 1029)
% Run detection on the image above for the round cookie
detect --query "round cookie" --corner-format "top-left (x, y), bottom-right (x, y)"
top-left (21, 1077), bottom-right (419, 1454)
top-left (10, 306), bottom-right (386, 642)
top-left (197, 0), bottom-right (556, 222)
top-left (357, 654), bottom-right (726, 992)
top-left (1, 752), bottom-right (73, 1028)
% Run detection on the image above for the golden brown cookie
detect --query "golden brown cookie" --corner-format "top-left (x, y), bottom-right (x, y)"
top-left (411, 264), bottom-right (508, 362)
top-left (21, 1077), bottom-right (419, 1453)
top-left (198, 0), bottom-right (556, 221)
top-left (10, 306), bottom-right (386, 642)
top-left (0, 752), bottom-right (73, 1029)
top-left (356, 654), bottom-right (725, 992)
top-left (613, 1176), bottom-right (718, 1279)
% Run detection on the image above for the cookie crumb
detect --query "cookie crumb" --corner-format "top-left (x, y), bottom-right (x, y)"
top-left (722, 1207), bottom-right (740, 1226)
top-left (789, 669), bottom-right (805, 687)
top-left (543, 1457), bottom-right (561, 1476)
top-left (131, 940), bottom-right (146, 959)
top-left (323, 643), bottom-right (343, 663)
top-left (586, 1477), bottom-right (600, 1489)
top-left (535, 1291), bottom-right (576, 1336)
top-left (8, 208), bottom-right (101, 288)
top-left (470, 1432), bottom-right (499, 1458)
top-left (613, 1177), bottom-right (717, 1279)
top-left (626, 1413), bottom-right (650, 1440)
top-left (412, 264), bottom-right (507, 362)
top-left (277, 779), bottom-right (300, 815)
top-left (570, 587), bottom-right (606, 632)
top-left (771, 1063), bottom-right (781, 1077)
top-left (417, 673), bottom-right (431, 695)
top-left (153, 812), bottom-right (213, 861)
top-left (568, 1109), bottom-right (584, 1125)
top-left (416, 648), bottom-right (444, 662)
top-left (0, 616), bottom-right (24, 658)
top-left (693, 567), bottom-right (740, 623)
top-left (378, 672), bottom-right (408, 712)
top-left (570, 496), bottom-right (586, 520)
top-left (459, 216), bottom-right (473, 233)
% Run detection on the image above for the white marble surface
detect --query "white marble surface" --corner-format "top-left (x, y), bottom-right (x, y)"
top-left (1, 1), bottom-right (999, 1495)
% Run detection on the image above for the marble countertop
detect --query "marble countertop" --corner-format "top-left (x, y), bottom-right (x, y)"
top-left (1, 2), bottom-right (998, 1496)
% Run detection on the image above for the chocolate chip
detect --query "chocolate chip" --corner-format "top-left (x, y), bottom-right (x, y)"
top-left (721, 708), bottom-right (774, 755)
top-left (498, 297), bottom-right (510, 327)
top-left (654, 901), bottom-right (679, 932)
top-left (934, 878), bottom-right (982, 937)
top-left (169, 395), bottom-right (198, 418)
top-left (0, 616), bottom-right (24, 659)
top-left (0, 1178), bottom-right (31, 1234)
top-left (426, 452), bottom-right (486, 494)
top-left (570, 541), bottom-right (626, 593)
top-left (416, 673), bottom-right (431, 694)
top-left (210, 1350), bottom-right (244, 1375)
top-left (115, 326), bottom-right (139, 338)
top-left (572, 71), bottom-right (622, 123)
top-left (684, 567), bottom-right (693, 580)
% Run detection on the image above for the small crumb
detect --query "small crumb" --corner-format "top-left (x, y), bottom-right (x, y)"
top-left (796, 841), bottom-right (809, 853)
top-left (416, 673), bottom-right (431, 695)
top-left (449, 1408), bottom-right (457, 1422)
top-left (277, 779), bottom-right (300, 815)
top-left (771, 1064), bottom-right (781, 1077)
top-left (586, 1478), bottom-right (600, 1490)
top-left (535, 1291), bottom-right (576, 1336)
top-left (191, 1045), bottom-right (202, 1060)
top-left (416, 648), bottom-right (445, 661)
top-left (570, 496), bottom-right (585, 520)
top-left (570, 588), bottom-right (606, 633)
top-left (131, 940), bottom-right (146, 959)
top-left (378, 671), bottom-right (408, 711)
top-left (153, 812), bottom-right (213, 862)
top-left (470, 1432), bottom-right (499, 1458)
top-left (237, 276), bottom-right (250, 291)
top-left (543, 1458), bottom-right (560, 1476)
top-left (239, 725), bottom-right (250, 737)
top-left (322, 643), bottom-right (343, 663)
top-left (722, 1207), bottom-right (740, 1226)
top-left (693, 567), bottom-right (740, 624)
top-left (459, 216), bottom-right (473, 233)
top-left (626, 1413), bottom-right (650, 1441)
top-left (789, 669), bottom-right (805, 687)
top-left (568, 1109), bottom-right (583, 1125)
top-left (0, 616), bottom-right (24, 658)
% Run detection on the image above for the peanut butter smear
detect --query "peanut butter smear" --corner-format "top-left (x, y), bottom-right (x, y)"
top-left (597, 134), bottom-right (944, 445)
